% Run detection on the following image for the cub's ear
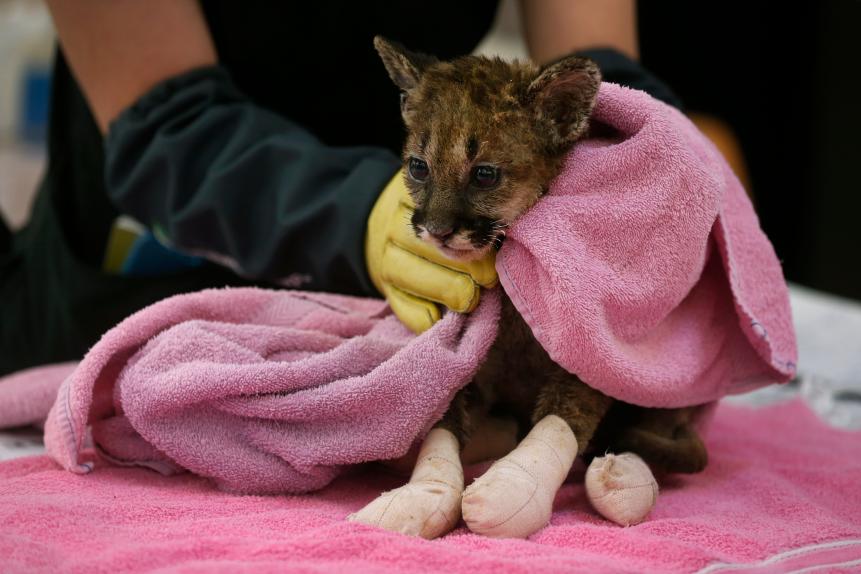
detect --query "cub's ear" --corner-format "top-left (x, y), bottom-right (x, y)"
top-left (373, 36), bottom-right (437, 93)
top-left (526, 56), bottom-right (601, 151)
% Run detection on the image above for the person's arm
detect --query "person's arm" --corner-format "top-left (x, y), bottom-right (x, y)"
top-left (103, 67), bottom-right (400, 294)
top-left (45, 0), bottom-right (216, 134)
top-left (519, 0), bottom-right (682, 109)
top-left (45, 0), bottom-right (401, 295)
top-left (519, 0), bottom-right (638, 65)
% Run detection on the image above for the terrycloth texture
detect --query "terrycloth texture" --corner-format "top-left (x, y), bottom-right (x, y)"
top-left (499, 83), bottom-right (797, 407)
top-left (0, 363), bottom-right (74, 428)
top-left (2, 400), bottom-right (859, 573)
top-left (40, 288), bottom-right (499, 494)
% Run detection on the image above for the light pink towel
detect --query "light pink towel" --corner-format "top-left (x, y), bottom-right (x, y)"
top-left (499, 83), bottom-right (797, 407)
top-left (42, 288), bottom-right (499, 493)
top-left (7, 82), bottom-right (796, 494)
top-left (0, 363), bottom-right (74, 428)
top-left (2, 400), bottom-right (859, 573)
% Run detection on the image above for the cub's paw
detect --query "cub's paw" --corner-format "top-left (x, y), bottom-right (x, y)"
top-left (585, 452), bottom-right (658, 526)
top-left (461, 457), bottom-right (554, 538)
top-left (347, 479), bottom-right (462, 539)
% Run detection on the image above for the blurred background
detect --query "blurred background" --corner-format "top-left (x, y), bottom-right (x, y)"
top-left (1, 0), bottom-right (859, 300)
top-left (0, 0), bottom-right (51, 230)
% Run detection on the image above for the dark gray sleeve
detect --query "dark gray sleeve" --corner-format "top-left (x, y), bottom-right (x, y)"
top-left (104, 66), bottom-right (400, 296)
top-left (576, 48), bottom-right (684, 110)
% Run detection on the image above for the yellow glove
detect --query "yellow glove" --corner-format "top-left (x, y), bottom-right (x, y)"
top-left (366, 171), bottom-right (498, 333)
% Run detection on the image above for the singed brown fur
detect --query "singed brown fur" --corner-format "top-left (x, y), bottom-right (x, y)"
top-left (375, 37), bottom-right (707, 474)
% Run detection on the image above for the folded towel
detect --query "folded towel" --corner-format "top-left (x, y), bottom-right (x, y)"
top-left (2, 400), bottom-right (858, 573)
top-left (42, 288), bottom-right (499, 493)
top-left (499, 83), bottom-right (797, 407)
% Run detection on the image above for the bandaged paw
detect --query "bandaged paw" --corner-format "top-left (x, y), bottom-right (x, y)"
top-left (585, 452), bottom-right (658, 526)
top-left (461, 415), bottom-right (578, 538)
top-left (347, 477), bottom-right (463, 539)
top-left (348, 428), bottom-right (464, 539)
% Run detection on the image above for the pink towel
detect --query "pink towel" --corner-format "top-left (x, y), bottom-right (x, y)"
top-left (5, 82), bottom-right (796, 494)
top-left (0, 363), bottom-right (74, 428)
top-left (2, 400), bottom-right (859, 573)
top-left (499, 83), bottom-right (797, 407)
top-left (41, 288), bottom-right (499, 493)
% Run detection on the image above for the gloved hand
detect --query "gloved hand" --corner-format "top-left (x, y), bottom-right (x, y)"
top-left (366, 172), bottom-right (498, 333)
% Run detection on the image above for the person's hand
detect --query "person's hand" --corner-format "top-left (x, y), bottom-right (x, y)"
top-left (366, 172), bottom-right (498, 333)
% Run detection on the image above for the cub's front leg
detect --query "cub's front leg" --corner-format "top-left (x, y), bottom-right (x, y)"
top-left (347, 388), bottom-right (474, 539)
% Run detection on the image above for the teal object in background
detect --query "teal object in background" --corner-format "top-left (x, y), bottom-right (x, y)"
top-left (120, 230), bottom-right (206, 277)
top-left (19, 64), bottom-right (51, 144)
top-left (103, 216), bottom-right (206, 277)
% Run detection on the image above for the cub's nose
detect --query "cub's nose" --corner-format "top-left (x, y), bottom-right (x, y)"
top-left (425, 223), bottom-right (455, 241)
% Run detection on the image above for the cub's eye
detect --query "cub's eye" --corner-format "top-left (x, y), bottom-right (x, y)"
top-left (408, 157), bottom-right (429, 182)
top-left (472, 165), bottom-right (500, 189)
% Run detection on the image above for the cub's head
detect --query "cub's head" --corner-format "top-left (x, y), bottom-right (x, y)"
top-left (374, 36), bottom-right (601, 261)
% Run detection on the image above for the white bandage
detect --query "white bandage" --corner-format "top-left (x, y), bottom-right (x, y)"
top-left (348, 428), bottom-right (464, 539)
top-left (461, 415), bottom-right (578, 538)
top-left (585, 452), bottom-right (658, 526)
